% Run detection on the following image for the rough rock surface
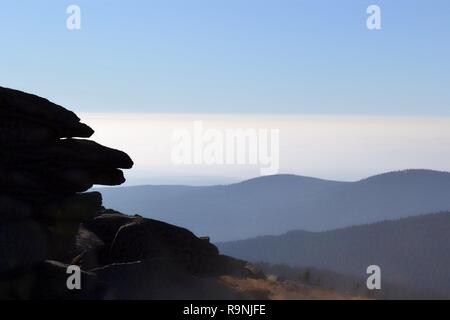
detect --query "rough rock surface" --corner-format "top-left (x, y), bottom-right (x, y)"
top-left (0, 86), bottom-right (93, 140)
top-left (0, 86), bottom-right (262, 299)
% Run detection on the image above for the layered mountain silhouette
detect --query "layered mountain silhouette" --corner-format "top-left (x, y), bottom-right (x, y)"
top-left (218, 212), bottom-right (450, 298)
top-left (98, 170), bottom-right (450, 241)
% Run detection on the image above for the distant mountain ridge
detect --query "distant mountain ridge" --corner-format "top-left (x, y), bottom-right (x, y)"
top-left (217, 212), bottom-right (450, 298)
top-left (97, 169), bottom-right (450, 241)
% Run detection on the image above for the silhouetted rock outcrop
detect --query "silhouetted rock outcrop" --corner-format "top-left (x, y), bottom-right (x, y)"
top-left (0, 86), bottom-right (261, 300)
top-left (0, 86), bottom-right (134, 298)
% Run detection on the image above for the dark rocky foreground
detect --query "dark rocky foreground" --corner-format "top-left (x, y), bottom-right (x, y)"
top-left (0, 86), bottom-right (261, 300)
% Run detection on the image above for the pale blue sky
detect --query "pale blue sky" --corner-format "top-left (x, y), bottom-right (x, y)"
top-left (1, 0), bottom-right (449, 115)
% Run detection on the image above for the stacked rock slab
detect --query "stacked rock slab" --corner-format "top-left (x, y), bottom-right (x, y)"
top-left (0, 86), bottom-right (133, 299)
top-left (0, 87), bottom-right (263, 300)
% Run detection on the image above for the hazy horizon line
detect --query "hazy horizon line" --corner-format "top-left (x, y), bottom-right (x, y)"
top-left (93, 168), bottom-right (450, 189)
